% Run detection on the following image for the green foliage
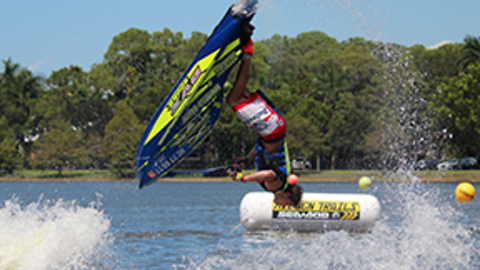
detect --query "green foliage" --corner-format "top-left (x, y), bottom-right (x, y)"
top-left (105, 28), bottom-right (153, 75)
top-left (100, 27), bottom-right (187, 105)
top-left (0, 116), bottom-right (18, 174)
top-left (286, 112), bottom-right (323, 159)
top-left (40, 66), bottom-right (114, 169)
top-left (2, 27), bottom-right (479, 175)
top-left (0, 59), bottom-right (44, 157)
top-left (0, 137), bottom-right (18, 174)
top-left (457, 35), bottom-right (480, 72)
top-left (31, 119), bottom-right (86, 176)
top-left (101, 100), bottom-right (144, 178)
top-left (410, 43), bottom-right (462, 81)
top-left (44, 66), bottom-right (113, 137)
top-left (326, 91), bottom-right (374, 169)
top-left (434, 64), bottom-right (480, 156)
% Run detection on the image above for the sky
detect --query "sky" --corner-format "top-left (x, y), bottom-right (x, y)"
top-left (1, 0), bottom-right (479, 77)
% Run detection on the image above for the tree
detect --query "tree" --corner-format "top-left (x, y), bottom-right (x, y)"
top-left (324, 91), bottom-right (374, 169)
top-left (134, 29), bottom-right (202, 122)
top-left (42, 66), bottom-right (114, 169)
top-left (410, 43), bottom-right (462, 82)
top-left (100, 28), bottom-right (154, 101)
top-left (286, 112), bottom-right (323, 164)
top-left (3, 28), bottom-right (477, 172)
top-left (280, 94), bottom-right (329, 169)
top-left (0, 59), bottom-right (44, 159)
top-left (44, 66), bottom-right (113, 136)
top-left (105, 28), bottom-right (153, 75)
top-left (31, 119), bottom-right (85, 177)
top-left (101, 101), bottom-right (144, 178)
top-left (457, 35), bottom-right (480, 72)
top-left (433, 64), bottom-right (480, 156)
top-left (310, 60), bottom-right (350, 105)
top-left (97, 28), bottom-right (188, 123)
top-left (0, 116), bottom-right (18, 174)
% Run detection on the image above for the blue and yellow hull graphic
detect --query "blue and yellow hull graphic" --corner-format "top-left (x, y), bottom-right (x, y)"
top-left (136, 7), bottom-right (254, 188)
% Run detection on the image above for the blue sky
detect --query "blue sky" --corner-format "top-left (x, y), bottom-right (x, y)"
top-left (1, 0), bottom-right (479, 77)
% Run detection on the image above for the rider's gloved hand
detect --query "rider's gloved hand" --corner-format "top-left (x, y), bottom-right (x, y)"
top-left (229, 170), bottom-right (245, 182)
top-left (227, 163), bottom-right (245, 182)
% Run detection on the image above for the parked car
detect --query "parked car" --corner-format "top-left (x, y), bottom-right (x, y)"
top-left (292, 157), bottom-right (312, 170)
top-left (414, 159), bottom-right (440, 170)
top-left (458, 157), bottom-right (479, 170)
top-left (437, 159), bottom-right (459, 170)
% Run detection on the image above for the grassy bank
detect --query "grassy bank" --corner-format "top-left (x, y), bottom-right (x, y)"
top-left (0, 169), bottom-right (118, 182)
top-left (1, 169), bottom-right (479, 183)
top-left (295, 170), bottom-right (480, 183)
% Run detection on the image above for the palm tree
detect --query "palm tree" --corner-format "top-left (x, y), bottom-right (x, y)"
top-left (457, 35), bottom-right (480, 72)
top-left (0, 59), bottom-right (44, 157)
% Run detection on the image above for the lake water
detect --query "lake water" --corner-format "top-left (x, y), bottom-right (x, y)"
top-left (1, 176), bottom-right (479, 269)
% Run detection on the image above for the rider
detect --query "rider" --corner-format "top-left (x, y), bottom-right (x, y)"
top-left (226, 35), bottom-right (303, 207)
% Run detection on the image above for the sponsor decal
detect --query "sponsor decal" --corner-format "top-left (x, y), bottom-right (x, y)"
top-left (147, 170), bottom-right (157, 179)
top-left (143, 50), bottom-right (218, 146)
top-left (244, 107), bottom-right (269, 125)
top-left (272, 200), bottom-right (360, 221)
top-left (215, 49), bottom-right (240, 76)
top-left (169, 67), bottom-right (202, 115)
top-left (252, 122), bottom-right (268, 131)
top-left (181, 84), bottom-right (221, 124)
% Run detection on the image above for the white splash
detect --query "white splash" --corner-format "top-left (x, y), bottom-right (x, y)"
top-left (182, 178), bottom-right (477, 269)
top-left (0, 196), bottom-right (112, 270)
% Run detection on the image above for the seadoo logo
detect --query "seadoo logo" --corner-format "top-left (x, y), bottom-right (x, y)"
top-left (274, 211), bottom-right (331, 220)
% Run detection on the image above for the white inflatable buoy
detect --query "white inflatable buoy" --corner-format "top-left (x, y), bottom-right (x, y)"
top-left (240, 192), bottom-right (381, 232)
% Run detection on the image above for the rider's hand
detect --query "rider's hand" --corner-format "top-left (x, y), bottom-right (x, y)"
top-left (229, 171), bottom-right (245, 182)
top-left (227, 164), bottom-right (245, 182)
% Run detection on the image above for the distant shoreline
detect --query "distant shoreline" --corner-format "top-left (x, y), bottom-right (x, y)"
top-left (1, 170), bottom-right (479, 183)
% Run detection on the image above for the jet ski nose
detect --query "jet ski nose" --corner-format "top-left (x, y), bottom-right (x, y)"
top-left (232, 0), bottom-right (258, 17)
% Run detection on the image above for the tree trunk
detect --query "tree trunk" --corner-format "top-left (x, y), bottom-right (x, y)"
top-left (316, 155), bottom-right (321, 171)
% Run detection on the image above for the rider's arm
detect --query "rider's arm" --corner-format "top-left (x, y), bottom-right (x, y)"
top-left (226, 56), bottom-right (251, 107)
top-left (242, 169), bottom-right (276, 183)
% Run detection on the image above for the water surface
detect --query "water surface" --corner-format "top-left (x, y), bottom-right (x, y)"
top-left (1, 180), bottom-right (479, 269)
